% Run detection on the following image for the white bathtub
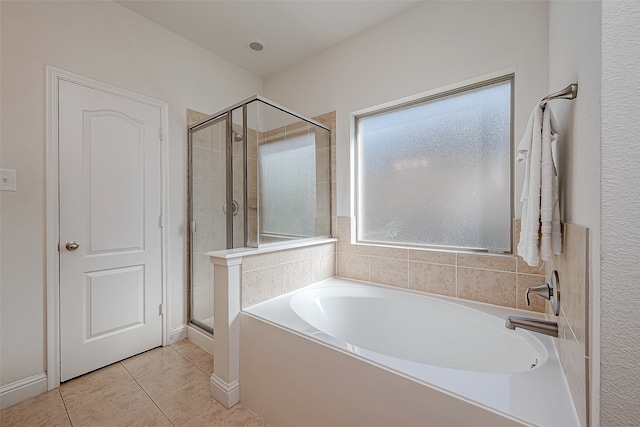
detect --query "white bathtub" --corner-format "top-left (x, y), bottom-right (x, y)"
top-left (240, 277), bottom-right (580, 427)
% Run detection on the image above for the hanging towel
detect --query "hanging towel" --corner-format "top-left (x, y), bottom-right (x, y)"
top-left (517, 104), bottom-right (562, 266)
top-left (540, 106), bottom-right (562, 259)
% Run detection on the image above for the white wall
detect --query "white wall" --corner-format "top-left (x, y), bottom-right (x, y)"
top-left (0, 0), bottom-right (262, 389)
top-left (548, 2), bottom-right (601, 425)
top-left (601, 2), bottom-right (640, 426)
top-left (264, 1), bottom-right (549, 218)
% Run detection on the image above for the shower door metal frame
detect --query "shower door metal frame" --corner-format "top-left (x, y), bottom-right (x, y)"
top-left (186, 95), bottom-right (332, 334)
top-left (224, 112), bottom-right (234, 249)
top-left (187, 113), bottom-right (232, 335)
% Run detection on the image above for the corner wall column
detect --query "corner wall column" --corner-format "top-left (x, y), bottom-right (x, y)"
top-left (209, 254), bottom-right (242, 408)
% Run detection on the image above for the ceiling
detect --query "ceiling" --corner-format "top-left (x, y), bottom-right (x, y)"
top-left (116, 1), bottom-right (421, 78)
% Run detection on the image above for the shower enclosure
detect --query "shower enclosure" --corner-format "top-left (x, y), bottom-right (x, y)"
top-left (188, 96), bottom-right (331, 334)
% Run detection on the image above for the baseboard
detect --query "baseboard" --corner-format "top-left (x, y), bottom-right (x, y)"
top-left (169, 325), bottom-right (188, 344)
top-left (187, 324), bottom-right (214, 355)
top-left (210, 374), bottom-right (240, 409)
top-left (0, 373), bottom-right (48, 410)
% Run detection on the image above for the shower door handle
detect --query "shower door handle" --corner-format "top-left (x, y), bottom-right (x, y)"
top-left (222, 200), bottom-right (239, 216)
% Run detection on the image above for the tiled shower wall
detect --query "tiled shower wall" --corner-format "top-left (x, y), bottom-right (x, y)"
top-left (239, 111), bottom-right (338, 308)
top-left (311, 112), bottom-right (338, 237)
top-left (336, 217), bottom-right (547, 313)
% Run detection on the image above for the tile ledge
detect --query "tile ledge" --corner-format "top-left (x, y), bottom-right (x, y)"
top-left (207, 237), bottom-right (337, 261)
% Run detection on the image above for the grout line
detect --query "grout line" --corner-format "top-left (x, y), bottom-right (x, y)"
top-left (515, 273), bottom-right (520, 309)
top-left (126, 349), bottom-right (183, 427)
top-left (60, 362), bottom-right (135, 410)
top-left (119, 359), bottom-right (136, 378)
top-left (455, 253), bottom-right (459, 298)
top-left (455, 265), bottom-right (518, 274)
top-left (58, 389), bottom-right (74, 427)
top-left (516, 271), bottom-right (547, 277)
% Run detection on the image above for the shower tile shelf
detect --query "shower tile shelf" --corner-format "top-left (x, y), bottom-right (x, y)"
top-left (206, 237), bottom-right (337, 260)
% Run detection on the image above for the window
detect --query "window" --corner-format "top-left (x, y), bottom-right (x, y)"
top-left (355, 76), bottom-right (513, 253)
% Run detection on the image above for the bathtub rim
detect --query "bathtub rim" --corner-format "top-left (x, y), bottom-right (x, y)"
top-left (242, 276), bottom-right (581, 427)
top-left (288, 281), bottom-right (550, 374)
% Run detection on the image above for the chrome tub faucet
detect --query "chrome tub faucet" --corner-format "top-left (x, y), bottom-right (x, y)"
top-left (505, 316), bottom-right (558, 337)
top-left (504, 270), bottom-right (561, 337)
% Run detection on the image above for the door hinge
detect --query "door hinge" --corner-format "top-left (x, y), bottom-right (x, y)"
top-left (158, 303), bottom-right (164, 316)
top-left (158, 215), bottom-right (164, 228)
top-left (159, 128), bottom-right (164, 142)
top-left (191, 221), bottom-right (196, 233)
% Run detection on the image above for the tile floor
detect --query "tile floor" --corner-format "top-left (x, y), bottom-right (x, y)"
top-left (0, 339), bottom-right (268, 427)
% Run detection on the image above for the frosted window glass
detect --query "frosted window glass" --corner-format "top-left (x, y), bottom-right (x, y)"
top-left (356, 79), bottom-right (512, 252)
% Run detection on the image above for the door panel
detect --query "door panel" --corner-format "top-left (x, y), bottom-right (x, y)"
top-left (59, 80), bottom-right (163, 381)
top-left (85, 265), bottom-right (145, 338)
top-left (86, 111), bottom-right (145, 252)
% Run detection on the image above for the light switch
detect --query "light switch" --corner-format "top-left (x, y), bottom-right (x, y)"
top-left (0, 169), bottom-right (17, 192)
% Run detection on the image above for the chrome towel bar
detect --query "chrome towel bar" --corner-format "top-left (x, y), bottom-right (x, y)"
top-left (540, 83), bottom-right (578, 106)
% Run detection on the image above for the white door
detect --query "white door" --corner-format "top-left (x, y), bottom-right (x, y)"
top-left (58, 79), bottom-right (164, 382)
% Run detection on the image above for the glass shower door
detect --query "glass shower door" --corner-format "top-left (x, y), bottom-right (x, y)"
top-left (189, 117), bottom-right (227, 333)
top-left (187, 95), bottom-right (329, 335)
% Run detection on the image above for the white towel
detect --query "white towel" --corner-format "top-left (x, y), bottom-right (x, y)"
top-left (517, 104), bottom-right (562, 266)
top-left (540, 106), bottom-right (562, 259)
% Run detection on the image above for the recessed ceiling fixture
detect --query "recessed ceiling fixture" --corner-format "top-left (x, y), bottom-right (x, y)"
top-left (248, 39), bottom-right (266, 52)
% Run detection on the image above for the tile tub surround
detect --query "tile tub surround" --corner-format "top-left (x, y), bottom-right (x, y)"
top-left (336, 216), bottom-right (547, 312)
top-left (546, 223), bottom-right (590, 427)
top-left (241, 242), bottom-right (336, 308)
top-left (208, 238), bottom-right (336, 409)
top-left (0, 339), bottom-right (267, 427)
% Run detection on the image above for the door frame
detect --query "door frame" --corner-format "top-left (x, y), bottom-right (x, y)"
top-left (45, 66), bottom-right (169, 390)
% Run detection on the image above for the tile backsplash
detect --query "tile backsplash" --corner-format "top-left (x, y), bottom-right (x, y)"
top-left (240, 242), bottom-right (335, 308)
top-left (240, 217), bottom-right (549, 314)
top-left (336, 216), bottom-right (547, 313)
top-left (547, 223), bottom-right (589, 427)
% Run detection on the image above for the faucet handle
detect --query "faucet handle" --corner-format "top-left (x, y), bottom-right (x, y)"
top-left (525, 283), bottom-right (552, 306)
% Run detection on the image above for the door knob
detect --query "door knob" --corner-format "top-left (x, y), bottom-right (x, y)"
top-left (65, 241), bottom-right (80, 251)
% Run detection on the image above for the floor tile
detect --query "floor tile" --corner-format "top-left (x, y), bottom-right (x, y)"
top-left (66, 379), bottom-right (151, 427)
top-left (171, 341), bottom-right (214, 375)
top-left (60, 362), bottom-right (133, 408)
top-left (154, 380), bottom-right (224, 425)
top-left (122, 346), bottom-right (192, 379)
top-left (1, 339), bottom-right (268, 427)
top-left (184, 403), bottom-right (266, 427)
top-left (107, 403), bottom-right (173, 427)
top-left (0, 389), bottom-right (66, 427)
top-left (27, 409), bottom-right (72, 427)
top-left (136, 359), bottom-right (210, 401)
top-left (170, 338), bottom-right (202, 355)
top-left (187, 349), bottom-right (214, 375)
